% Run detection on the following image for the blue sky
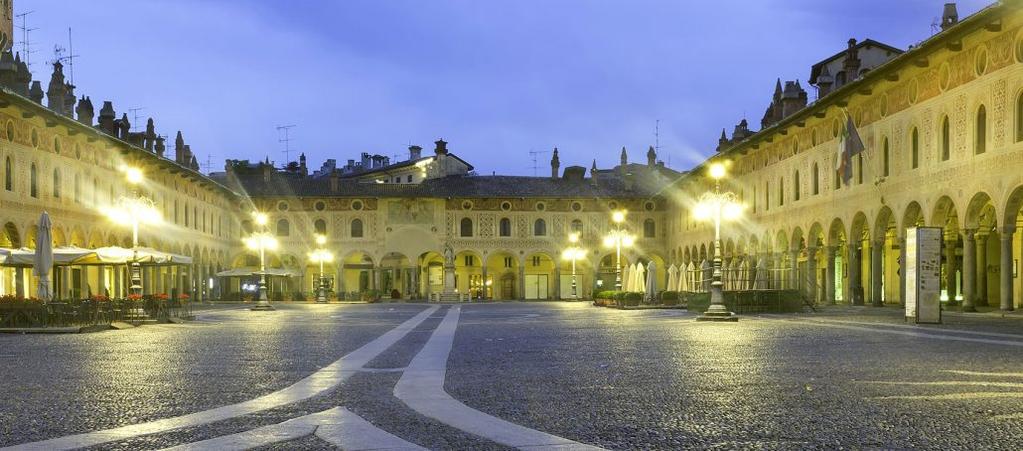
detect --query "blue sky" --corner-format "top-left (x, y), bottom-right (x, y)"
top-left (23, 0), bottom-right (989, 176)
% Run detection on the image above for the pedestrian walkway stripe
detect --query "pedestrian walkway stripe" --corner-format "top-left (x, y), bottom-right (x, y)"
top-left (160, 407), bottom-right (426, 451)
top-left (790, 317), bottom-right (1023, 340)
top-left (757, 315), bottom-right (1023, 347)
top-left (944, 370), bottom-right (1023, 378)
top-left (2, 306), bottom-right (440, 451)
top-left (394, 306), bottom-right (606, 450)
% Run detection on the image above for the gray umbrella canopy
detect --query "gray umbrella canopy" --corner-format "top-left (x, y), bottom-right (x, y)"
top-left (33, 212), bottom-right (54, 301)
top-left (701, 259), bottom-right (712, 292)
top-left (644, 261), bottom-right (657, 302)
top-left (755, 257), bottom-right (769, 289)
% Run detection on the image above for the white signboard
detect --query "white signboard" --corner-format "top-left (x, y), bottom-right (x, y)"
top-left (905, 227), bottom-right (942, 324)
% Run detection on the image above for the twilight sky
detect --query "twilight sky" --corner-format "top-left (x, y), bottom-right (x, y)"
top-left (24, 0), bottom-right (989, 176)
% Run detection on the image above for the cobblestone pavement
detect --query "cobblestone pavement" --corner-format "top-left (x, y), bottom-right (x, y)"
top-left (1, 302), bottom-right (1022, 449)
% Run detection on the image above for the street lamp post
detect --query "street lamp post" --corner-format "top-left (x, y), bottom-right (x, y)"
top-left (603, 210), bottom-right (635, 292)
top-left (245, 212), bottom-right (277, 311)
top-left (694, 162), bottom-right (743, 322)
top-left (103, 166), bottom-right (160, 318)
top-left (309, 234), bottom-right (333, 303)
top-left (561, 232), bottom-right (586, 299)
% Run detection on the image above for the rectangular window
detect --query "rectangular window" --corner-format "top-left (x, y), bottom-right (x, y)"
top-left (464, 255), bottom-right (475, 266)
top-left (532, 256), bottom-right (541, 267)
top-left (407, 175), bottom-right (412, 183)
top-left (504, 257), bottom-right (513, 268)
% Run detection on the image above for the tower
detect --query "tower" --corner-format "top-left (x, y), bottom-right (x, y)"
top-left (941, 3), bottom-right (959, 31)
top-left (550, 147), bottom-right (560, 178)
top-left (46, 61), bottom-right (67, 115)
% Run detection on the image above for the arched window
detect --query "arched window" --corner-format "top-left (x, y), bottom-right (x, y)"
top-left (571, 219), bottom-right (583, 233)
top-left (765, 181), bottom-right (770, 210)
top-left (29, 163), bottom-right (37, 198)
top-left (856, 154), bottom-right (863, 184)
top-left (976, 104), bottom-right (987, 154)
top-left (351, 218), bottom-right (363, 238)
top-left (793, 170), bottom-right (801, 201)
top-left (460, 217), bottom-right (473, 237)
top-left (3, 156), bottom-right (11, 191)
top-left (314, 219), bottom-right (327, 235)
top-left (834, 168), bottom-right (841, 190)
top-left (184, 205), bottom-right (189, 227)
top-left (73, 173), bottom-right (80, 203)
top-left (940, 116), bottom-right (950, 161)
top-left (194, 207), bottom-right (198, 229)
top-left (643, 219), bottom-right (655, 238)
top-left (882, 138), bottom-right (890, 176)
top-left (533, 218), bottom-right (546, 236)
top-left (499, 217), bottom-right (511, 237)
top-left (778, 177), bottom-right (784, 206)
top-left (812, 163), bottom-right (819, 195)
top-left (52, 169), bottom-right (61, 198)
top-left (911, 127), bottom-right (919, 169)
top-left (1016, 92), bottom-right (1023, 142)
top-left (276, 219), bottom-right (290, 236)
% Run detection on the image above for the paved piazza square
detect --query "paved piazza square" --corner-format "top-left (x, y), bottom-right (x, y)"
top-left (1, 303), bottom-right (1022, 450)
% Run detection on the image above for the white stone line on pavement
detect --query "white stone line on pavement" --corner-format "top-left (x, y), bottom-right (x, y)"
top-left (945, 370), bottom-right (1023, 378)
top-left (859, 380), bottom-right (1023, 389)
top-left (869, 392), bottom-right (1023, 401)
top-left (3, 306), bottom-right (440, 451)
top-left (160, 407), bottom-right (426, 451)
top-left (790, 316), bottom-right (1023, 340)
top-left (394, 306), bottom-right (606, 450)
top-left (757, 315), bottom-right (1023, 347)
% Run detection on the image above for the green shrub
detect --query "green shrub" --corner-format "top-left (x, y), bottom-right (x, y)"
top-left (624, 292), bottom-right (642, 306)
top-left (661, 291), bottom-right (679, 306)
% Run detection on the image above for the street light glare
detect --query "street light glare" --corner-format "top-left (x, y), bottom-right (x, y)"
top-left (316, 234), bottom-right (327, 245)
top-left (723, 202), bottom-right (744, 221)
top-left (622, 235), bottom-right (635, 248)
top-left (612, 210), bottom-right (626, 223)
top-left (253, 212), bottom-right (268, 226)
top-left (125, 167), bottom-right (144, 185)
top-left (603, 236), bottom-right (614, 248)
top-left (569, 232), bottom-right (580, 244)
top-left (709, 162), bottom-right (726, 180)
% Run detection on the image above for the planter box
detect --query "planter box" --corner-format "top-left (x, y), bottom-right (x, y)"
top-left (685, 290), bottom-right (803, 314)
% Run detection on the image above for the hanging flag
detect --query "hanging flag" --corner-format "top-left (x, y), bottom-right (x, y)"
top-left (836, 111), bottom-right (865, 186)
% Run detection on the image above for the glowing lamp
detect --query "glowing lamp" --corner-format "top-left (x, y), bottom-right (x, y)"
top-left (708, 162), bottom-right (726, 180)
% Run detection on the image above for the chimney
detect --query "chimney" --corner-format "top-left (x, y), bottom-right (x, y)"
top-left (550, 147), bottom-right (560, 179)
top-left (434, 138), bottom-right (448, 155)
top-left (144, 118), bottom-right (156, 152)
top-left (63, 83), bottom-right (76, 117)
top-left (329, 171), bottom-right (340, 192)
top-left (46, 61), bottom-right (67, 115)
top-left (941, 3), bottom-right (959, 31)
top-left (75, 96), bottom-right (94, 126)
top-left (408, 145), bottom-right (422, 160)
top-left (28, 80), bottom-right (43, 104)
top-left (299, 153), bottom-right (308, 176)
top-left (118, 113), bottom-right (130, 140)
top-left (646, 145), bottom-right (656, 167)
top-left (843, 38), bottom-right (861, 83)
top-left (98, 101), bottom-right (116, 134)
top-left (154, 136), bottom-right (166, 157)
top-left (175, 131), bottom-right (185, 164)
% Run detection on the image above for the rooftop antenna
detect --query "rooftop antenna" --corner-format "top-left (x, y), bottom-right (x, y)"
top-left (15, 11), bottom-right (38, 70)
top-left (655, 119), bottom-right (670, 168)
top-left (201, 154), bottom-right (216, 174)
top-left (527, 148), bottom-right (549, 177)
top-left (276, 124), bottom-right (296, 162)
top-left (127, 107), bottom-right (145, 132)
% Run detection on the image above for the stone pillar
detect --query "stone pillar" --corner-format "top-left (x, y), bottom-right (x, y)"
top-left (825, 246), bottom-right (837, 305)
top-left (849, 243), bottom-right (862, 305)
top-left (977, 234), bottom-right (988, 306)
top-left (14, 267), bottom-right (24, 298)
top-left (481, 265), bottom-right (488, 300)
top-left (97, 265), bottom-right (106, 297)
top-left (806, 246), bottom-right (817, 303)
top-left (899, 236), bottom-right (907, 306)
top-left (518, 262), bottom-right (526, 300)
top-left (871, 240), bottom-right (883, 306)
top-left (374, 267), bottom-right (383, 292)
top-left (1000, 229), bottom-right (1014, 311)
top-left (946, 237), bottom-right (958, 304)
top-left (553, 267), bottom-right (561, 301)
top-left (962, 229), bottom-right (976, 312)
top-left (337, 265), bottom-right (346, 297)
top-left (790, 249), bottom-right (800, 290)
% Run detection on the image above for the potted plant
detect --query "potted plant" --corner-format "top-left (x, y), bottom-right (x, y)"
top-left (624, 292), bottom-right (642, 307)
top-left (661, 291), bottom-right (679, 306)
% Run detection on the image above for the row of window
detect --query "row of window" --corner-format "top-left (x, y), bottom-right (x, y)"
top-left (459, 217), bottom-right (657, 238)
top-left (750, 97), bottom-right (1023, 211)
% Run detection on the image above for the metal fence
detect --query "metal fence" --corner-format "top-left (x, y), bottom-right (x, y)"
top-left (0, 299), bottom-right (193, 329)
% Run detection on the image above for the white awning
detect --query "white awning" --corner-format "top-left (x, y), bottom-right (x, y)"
top-left (0, 246), bottom-right (193, 266)
top-left (216, 268), bottom-right (298, 277)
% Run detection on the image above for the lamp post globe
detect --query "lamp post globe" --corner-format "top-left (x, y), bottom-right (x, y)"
top-left (694, 161), bottom-right (742, 322)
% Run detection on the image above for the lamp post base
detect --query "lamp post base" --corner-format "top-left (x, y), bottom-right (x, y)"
top-left (696, 304), bottom-right (738, 322)
top-left (250, 302), bottom-right (275, 311)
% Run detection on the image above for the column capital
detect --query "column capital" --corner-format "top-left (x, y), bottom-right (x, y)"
top-left (963, 228), bottom-right (976, 240)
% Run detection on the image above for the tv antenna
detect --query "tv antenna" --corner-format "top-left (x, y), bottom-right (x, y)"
top-left (15, 11), bottom-right (38, 70)
top-left (201, 154), bottom-right (216, 174)
top-left (527, 148), bottom-right (549, 176)
top-left (52, 27), bottom-right (80, 85)
top-left (276, 124), bottom-right (296, 162)
top-left (128, 107), bottom-right (145, 132)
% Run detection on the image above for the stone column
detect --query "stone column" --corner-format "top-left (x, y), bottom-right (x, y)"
top-left (553, 267), bottom-right (561, 301)
top-left (849, 244), bottom-right (862, 305)
top-left (518, 262), bottom-right (526, 300)
top-left (790, 249), bottom-right (800, 290)
top-left (977, 234), bottom-right (988, 306)
top-left (337, 265), bottom-right (346, 298)
top-left (899, 236), bottom-right (907, 306)
top-left (1000, 229), bottom-right (1015, 311)
top-left (962, 229), bottom-right (976, 312)
top-left (946, 237), bottom-right (958, 304)
top-left (97, 265), bottom-right (106, 297)
top-left (806, 246), bottom-right (817, 303)
top-left (825, 246), bottom-right (837, 305)
top-left (871, 240), bottom-right (883, 306)
top-left (374, 267), bottom-right (383, 292)
top-left (14, 267), bottom-right (24, 298)
top-left (481, 265), bottom-right (488, 300)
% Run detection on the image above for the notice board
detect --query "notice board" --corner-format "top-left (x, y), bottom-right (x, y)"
top-left (905, 227), bottom-right (942, 324)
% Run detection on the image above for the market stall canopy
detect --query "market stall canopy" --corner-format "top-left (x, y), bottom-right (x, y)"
top-left (0, 246), bottom-right (192, 266)
top-left (216, 268), bottom-right (297, 277)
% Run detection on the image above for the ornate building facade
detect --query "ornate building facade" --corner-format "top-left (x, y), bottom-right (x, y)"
top-left (668, 1), bottom-right (1023, 310)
